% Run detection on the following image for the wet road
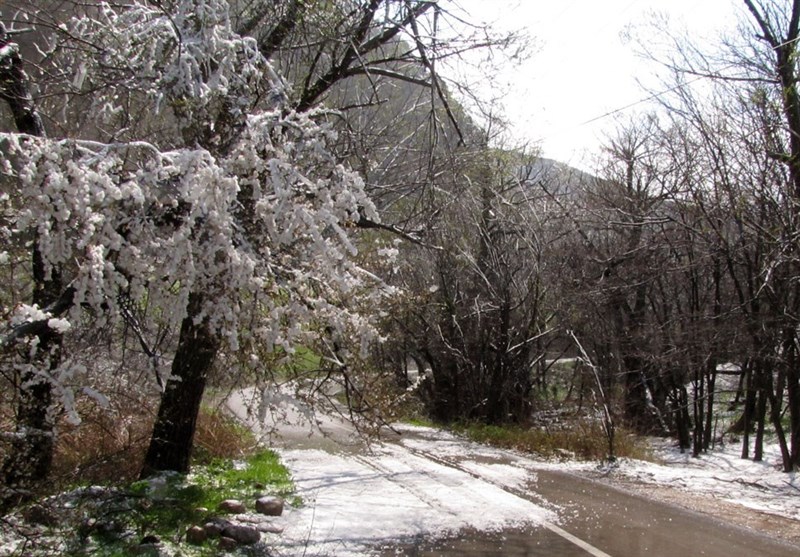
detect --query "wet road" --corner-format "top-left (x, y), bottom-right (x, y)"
top-left (226, 389), bottom-right (799, 557)
top-left (384, 466), bottom-right (798, 557)
top-left (376, 433), bottom-right (798, 557)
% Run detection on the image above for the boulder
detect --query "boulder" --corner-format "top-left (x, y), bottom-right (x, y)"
top-left (186, 525), bottom-right (207, 545)
top-left (221, 523), bottom-right (261, 545)
top-left (255, 496), bottom-right (284, 516)
top-left (257, 522), bottom-right (285, 534)
top-left (204, 519), bottom-right (229, 538)
top-left (132, 543), bottom-right (161, 556)
top-left (218, 536), bottom-right (238, 551)
top-left (217, 499), bottom-right (246, 513)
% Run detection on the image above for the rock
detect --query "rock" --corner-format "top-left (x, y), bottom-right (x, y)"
top-left (186, 525), bottom-right (207, 545)
top-left (221, 523), bottom-right (261, 545)
top-left (217, 499), bottom-right (246, 513)
top-left (218, 536), bottom-right (238, 551)
top-left (255, 496), bottom-right (284, 516)
top-left (254, 482), bottom-right (265, 490)
top-left (204, 519), bottom-right (229, 538)
top-left (257, 522), bottom-right (285, 534)
top-left (140, 535), bottom-right (161, 545)
top-left (194, 506), bottom-right (209, 514)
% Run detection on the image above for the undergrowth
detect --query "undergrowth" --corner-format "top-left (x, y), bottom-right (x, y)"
top-left (74, 448), bottom-right (295, 556)
top-left (2, 403), bottom-right (295, 556)
top-left (453, 419), bottom-right (650, 462)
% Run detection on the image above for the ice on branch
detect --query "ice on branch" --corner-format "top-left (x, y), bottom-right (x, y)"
top-left (1, 0), bottom-right (389, 373)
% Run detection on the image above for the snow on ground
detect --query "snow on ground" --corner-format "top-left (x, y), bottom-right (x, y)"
top-left (268, 424), bottom-right (557, 557)
top-left (546, 436), bottom-right (800, 523)
top-left (228, 388), bottom-right (800, 554)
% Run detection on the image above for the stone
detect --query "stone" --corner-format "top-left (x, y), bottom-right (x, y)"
top-left (186, 525), bottom-right (207, 545)
top-left (257, 522), bottom-right (285, 534)
top-left (218, 536), bottom-right (238, 551)
top-left (255, 496), bottom-right (284, 516)
top-left (140, 534), bottom-right (160, 545)
top-left (221, 523), bottom-right (261, 545)
top-left (204, 519), bottom-right (229, 538)
top-left (217, 499), bottom-right (246, 513)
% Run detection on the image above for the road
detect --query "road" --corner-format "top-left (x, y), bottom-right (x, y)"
top-left (226, 388), bottom-right (799, 557)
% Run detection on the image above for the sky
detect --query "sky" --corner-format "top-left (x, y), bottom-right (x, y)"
top-left (445, 0), bottom-right (744, 171)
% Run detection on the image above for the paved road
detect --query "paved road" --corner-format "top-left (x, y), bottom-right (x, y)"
top-left (386, 471), bottom-right (798, 556)
top-left (382, 429), bottom-right (798, 557)
top-left (226, 389), bottom-right (799, 557)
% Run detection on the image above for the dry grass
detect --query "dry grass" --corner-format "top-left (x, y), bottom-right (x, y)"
top-left (52, 398), bottom-right (156, 488)
top-left (50, 399), bottom-right (256, 491)
top-left (457, 418), bottom-right (650, 462)
top-left (192, 406), bottom-right (258, 464)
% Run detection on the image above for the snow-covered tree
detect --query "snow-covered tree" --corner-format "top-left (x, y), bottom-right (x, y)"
top-left (1, 0), bottom-right (393, 498)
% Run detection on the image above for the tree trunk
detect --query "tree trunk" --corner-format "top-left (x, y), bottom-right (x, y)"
top-left (674, 386), bottom-right (691, 452)
top-left (753, 361), bottom-right (768, 462)
top-left (140, 293), bottom-right (220, 477)
top-left (703, 360), bottom-right (717, 451)
top-left (785, 328), bottom-right (800, 470)
top-left (740, 363), bottom-right (754, 459)
top-left (0, 29), bottom-right (64, 510)
top-left (692, 367), bottom-right (704, 458)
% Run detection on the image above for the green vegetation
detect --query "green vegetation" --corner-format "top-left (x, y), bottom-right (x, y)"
top-left (70, 449), bottom-right (294, 556)
top-left (403, 416), bottom-right (437, 428)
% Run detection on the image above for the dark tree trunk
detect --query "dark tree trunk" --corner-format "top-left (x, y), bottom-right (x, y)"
top-left (692, 367), bottom-right (704, 458)
top-left (785, 328), bottom-right (800, 470)
top-left (0, 27), bottom-right (64, 511)
top-left (753, 360), bottom-right (769, 462)
top-left (703, 360), bottom-right (717, 451)
top-left (741, 364), bottom-right (754, 460)
top-left (140, 293), bottom-right (220, 477)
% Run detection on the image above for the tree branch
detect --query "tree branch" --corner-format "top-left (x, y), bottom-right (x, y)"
top-left (0, 287), bottom-right (76, 352)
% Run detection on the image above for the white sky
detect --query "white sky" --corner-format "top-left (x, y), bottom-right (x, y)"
top-left (446, 0), bottom-right (744, 170)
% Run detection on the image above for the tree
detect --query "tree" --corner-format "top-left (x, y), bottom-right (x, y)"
top-left (383, 145), bottom-right (558, 424)
top-left (0, 0), bottom-right (388, 496)
top-left (0, 20), bottom-right (67, 510)
top-left (624, 0), bottom-right (800, 469)
top-left (0, 0), bottom-right (520, 499)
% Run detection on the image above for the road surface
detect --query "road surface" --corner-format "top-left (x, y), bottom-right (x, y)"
top-left (226, 388), bottom-right (799, 556)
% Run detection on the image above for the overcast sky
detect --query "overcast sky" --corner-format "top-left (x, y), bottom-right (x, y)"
top-left (446, 0), bottom-right (744, 170)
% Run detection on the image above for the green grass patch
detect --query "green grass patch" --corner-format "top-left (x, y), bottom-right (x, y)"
top-left (403, 416), bottom-right (437, 428)
top-left (62, 449), bottom-right (296, 556)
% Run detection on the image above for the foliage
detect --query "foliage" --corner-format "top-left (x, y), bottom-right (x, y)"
top-left (45, 402), bottom-right (257, 495)
top-left (87, 449), bottom-right (291, 556)
top-left (0, 444), bottom-right (293, 556)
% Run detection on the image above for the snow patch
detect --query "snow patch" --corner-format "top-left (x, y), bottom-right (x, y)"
top-left (271, 435), bottom-right (556, 556)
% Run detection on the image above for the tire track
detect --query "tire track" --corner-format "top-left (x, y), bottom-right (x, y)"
top-left (385, 440), bottom-right (613, 557)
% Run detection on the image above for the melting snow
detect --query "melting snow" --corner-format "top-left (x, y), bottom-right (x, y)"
top-left (269, 425), bottom-right (556, 556)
